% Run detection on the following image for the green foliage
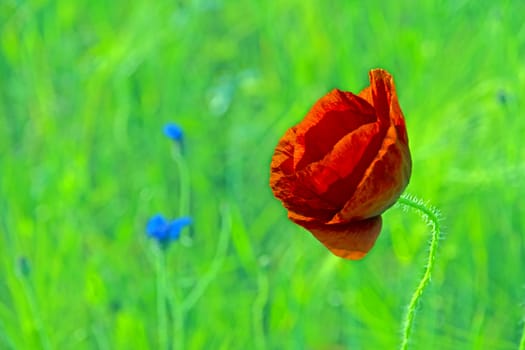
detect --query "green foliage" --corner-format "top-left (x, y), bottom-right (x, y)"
top-left (1, 0), bottom-right (525, 349)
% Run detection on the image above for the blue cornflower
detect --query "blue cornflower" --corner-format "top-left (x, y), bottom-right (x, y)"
top-left (146, 214), bottom-right (192, 246)
top-left (163, 123), bottom-right (184, 142)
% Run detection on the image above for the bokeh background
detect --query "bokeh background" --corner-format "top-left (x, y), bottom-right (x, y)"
top-left (1, 1), bottom-right (524, 349)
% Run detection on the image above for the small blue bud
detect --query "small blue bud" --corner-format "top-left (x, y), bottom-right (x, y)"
top-left (163, 123), bottom-right (184, 142)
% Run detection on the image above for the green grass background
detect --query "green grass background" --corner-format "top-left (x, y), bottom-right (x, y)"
top-left (1, 0), bottom-right (525, 349)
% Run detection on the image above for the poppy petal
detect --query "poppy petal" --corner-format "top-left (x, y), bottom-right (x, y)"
top-left (293, 89), bottom-right (376, 171)
top-left (369, 69), bottom-right (395, 126)
top-left (271, 173), bottom-right (339, 221)
top-left (271, 127), bottom-right (339, 220)
top-left (295, 121), bottom-right (383, 207)
top-left (358, 86), bottom-right (372, 104)
top-left (334, 125), bottom-right (411, 222)
top-left (305, 216), bottom-right (382, 260)
top-left (269, 127), bottom-right (296, 176)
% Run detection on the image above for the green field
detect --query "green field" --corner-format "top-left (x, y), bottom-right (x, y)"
top-left (1, 1), bottom-right (524, 349)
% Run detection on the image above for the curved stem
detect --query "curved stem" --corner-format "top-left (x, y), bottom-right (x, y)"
top-left (397, 194), bottom-right (441, 350)
top-left (181, 203), bottom-right (231, 312)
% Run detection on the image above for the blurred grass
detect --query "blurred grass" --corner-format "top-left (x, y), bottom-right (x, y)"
top-left (1, 0), bottom-right (525, 349)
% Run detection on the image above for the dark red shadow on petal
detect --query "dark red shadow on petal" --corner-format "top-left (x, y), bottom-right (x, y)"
top-left (369, 69), bottom-right (392, 125)
top-left (313, 120), bottom-right (387, 210)
top-left (294, 90), bottom-right (376, 171)
top-left (272, 174), bottom-right (339, 221)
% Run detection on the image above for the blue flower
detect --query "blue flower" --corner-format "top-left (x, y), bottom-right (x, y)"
top-left (146, 214), bottom-right (192, 246)
top-left (163, 123), bottom-right (184, 142)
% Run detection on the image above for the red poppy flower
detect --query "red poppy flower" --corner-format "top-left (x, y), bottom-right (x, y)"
top-left (269, 69), bottom-right (411, 260)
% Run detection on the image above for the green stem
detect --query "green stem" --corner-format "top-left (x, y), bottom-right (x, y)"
top-left (397, 194), bottom-right (441, 350)
top-left (181, 203), bottom-right (230, 312)
top-left (155, 247), bottom-right (169, 350)
top-left (171, 293), bottom-right (185, 350)
top-left (168, 145), bottom-right (190, 349)
top-left (171, 148), bottom-right (190, 217)
top-left (166, 204), bottom-right (230, 349)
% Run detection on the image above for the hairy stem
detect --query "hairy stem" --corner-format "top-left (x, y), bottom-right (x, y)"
top-left (397, 194), bottom-right (441, 350)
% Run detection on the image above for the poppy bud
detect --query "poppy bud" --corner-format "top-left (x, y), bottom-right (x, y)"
top-left (270, 69), bottom-right (411, 259)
